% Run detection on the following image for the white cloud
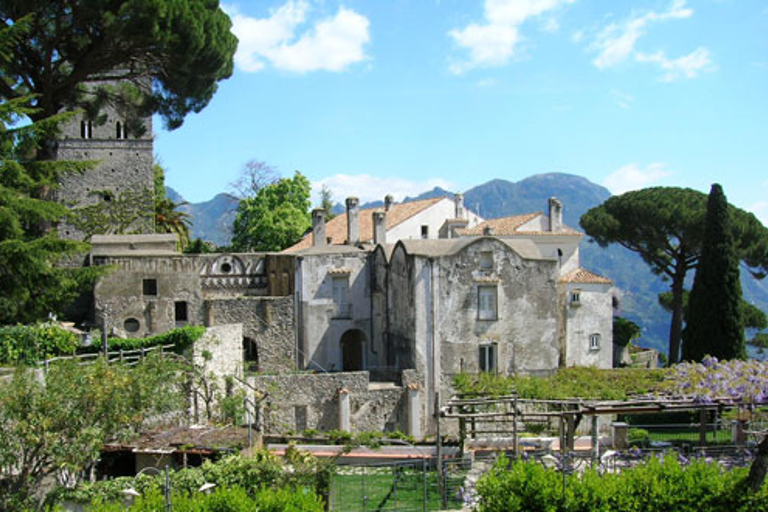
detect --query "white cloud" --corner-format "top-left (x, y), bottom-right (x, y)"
top-left (590, 0), bottom-right (692, 69)
top-left (226, 1), bottom-right (370, 73)
top-left (603, 163), bottom-right (671, 195)
top-left (449, 0), bottom-right (574, 74)
top-left (609, 89), bottom-right (633, 109)
top-left (312, 174), bottom-right (456, 205)
top-left (635, 47), bottom-right (714, 82)
top-left (588, 1), bottom-right (711, 81)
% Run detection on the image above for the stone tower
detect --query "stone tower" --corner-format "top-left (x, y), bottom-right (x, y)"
top-left (55, 81), bottom-right (155, 240)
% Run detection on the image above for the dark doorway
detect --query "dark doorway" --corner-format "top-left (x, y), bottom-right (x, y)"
top-left (243, 337), bottom-right (259, 373)
top-left (340, 329), bottom-right (366, 371)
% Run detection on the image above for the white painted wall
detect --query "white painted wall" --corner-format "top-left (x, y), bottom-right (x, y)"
top-left (386, 198), bottom-right (483, 242)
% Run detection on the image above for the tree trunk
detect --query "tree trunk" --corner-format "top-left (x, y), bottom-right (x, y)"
top-left (746, 434), bottom-right (768, 492)
top-left (668, 268), bottom-right (687, 365)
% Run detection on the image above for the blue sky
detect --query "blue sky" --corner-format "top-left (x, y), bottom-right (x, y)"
top-left (155, 0), bottom-right (768, 225)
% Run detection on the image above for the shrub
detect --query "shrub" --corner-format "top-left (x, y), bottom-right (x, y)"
top-left (78, 325), bottom-right (205, 355)
top-left (0, 323), bottom-right (79, 365)
top-left (475, 454), bottom-right (768, 512)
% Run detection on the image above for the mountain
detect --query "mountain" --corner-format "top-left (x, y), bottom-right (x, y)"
top-left (166, 187), bottom-right (239, 247)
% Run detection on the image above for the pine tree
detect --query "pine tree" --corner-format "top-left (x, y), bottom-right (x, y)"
top-left (682, 184), bottom-right (746, 361)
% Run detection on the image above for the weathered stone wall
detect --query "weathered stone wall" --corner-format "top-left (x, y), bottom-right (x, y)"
top-left (56, 100), bottom-right (154, 240)
top-left (387, 246), bottom-right (417, 371)
top-left (561, 282), bottom-right (613, 369)
top-left (93, 253), bottom-right (284, 338)
top-left (206, 296), bottom-right (295, 373)
top-left (193, 324), bottom-right (243, 380)
top-left (246, 371), bottom-right (409, 434)
top-left (296, 249), bottom-right (372, 372)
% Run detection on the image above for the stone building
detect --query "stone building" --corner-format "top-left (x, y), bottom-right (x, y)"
top-left (89, 192), bottom-right (613, 438)
top-left (55, 80), bottom-right (155, 240)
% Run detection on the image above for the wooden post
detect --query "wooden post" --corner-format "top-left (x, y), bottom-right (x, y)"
top-left (699, 409), bottom-right (707, 447)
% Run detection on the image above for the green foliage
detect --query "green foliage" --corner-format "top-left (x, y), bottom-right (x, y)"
top-left (683, 185), bottom-right (746, 362)
top-left (78, 326), bottom-right (205, 356)
top-left (476, 454), bottom-right (768, 512)
top-left (453, 367), bottom-right (667, 400)
top-left (0, 0), bottom-right (237, 130)
top-left (581, 186), bottom-right (768, 364)
top-left (0, 86), bottom-right (103, 325)
top-left (0, 322), bottom-right (79, 365)
top-left (56, 452), bottom-right (328, 509)
top-left (750, 333), bottom-right (768, 349)
top-left (0, 357), bottom-right (186, 508)
top-left (232, 172), bottom-right (312, 252)
top-left (68, 187), bottom-right (155, 239)
top-left (613, 316), bottom-right (641, 348)
top-left (218, 389), bottom-right (247, 426)
top-left (184, 238), bottom-right (215, 254)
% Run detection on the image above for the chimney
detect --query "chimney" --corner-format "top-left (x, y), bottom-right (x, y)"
top-left (384, 195), bottom-right (394, 211)
top-left (311, 208), bottom-right (327, 247)
top-left (373, 210), bottom-right (387, 245)
top-left (483, 225), bottom-right (494, 236)
top-left (548, 197), bottom-right (563, 232)
top-left (454, 193), bottom-right (465, 219)
top-left (346, 197), bottom-right (360, 245)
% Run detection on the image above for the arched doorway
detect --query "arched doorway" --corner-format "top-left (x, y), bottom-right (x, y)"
top-left (340, 329), bottom-right (366, 371)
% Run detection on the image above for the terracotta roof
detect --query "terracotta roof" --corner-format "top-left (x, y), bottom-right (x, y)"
top-left (285, 197), bottom-right (445, 252)
top-left (558, 268), bottom-right (613, 284)
top-left (455, 213), bottom-right (540, 236)
top-left (456, 213), bottom-right (582, 237)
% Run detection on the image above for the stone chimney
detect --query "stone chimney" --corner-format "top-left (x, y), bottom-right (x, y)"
top-left (311, 208), bottom-right (327, 247)
top-left (548, 197), bottom-right (563, 232)
top-left (346, 197), bottom-right (360, 245)
top-left (384, 195), bottom-right (394, 211)
top-left (373, 210), bottom-right (387, 245)
top-left (454, 193), bottom-right (465, 219)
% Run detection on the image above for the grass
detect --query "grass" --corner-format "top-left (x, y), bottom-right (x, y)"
top-left (629, 427), bottom-right (732, 447)
top-left (330, 466), bottom-right (467, 511)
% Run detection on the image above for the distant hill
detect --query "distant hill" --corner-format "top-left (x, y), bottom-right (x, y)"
top-left (171, 174), bottom-right (768, 357)
top-left (166, 187), bottom-right (238, 247)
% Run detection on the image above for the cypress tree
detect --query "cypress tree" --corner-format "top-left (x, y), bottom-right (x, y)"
top-left (682, 184), bottom-right (746, 361)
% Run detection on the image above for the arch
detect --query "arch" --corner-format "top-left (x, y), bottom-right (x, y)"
top-left (243, 337), bottom-right (259, 373)
top-left (340, 329), bottom-right (366, 371)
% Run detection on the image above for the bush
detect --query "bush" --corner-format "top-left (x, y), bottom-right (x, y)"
top-left (78, 326), bottom-right (205, 355)
top-left (475, 455), bottom-right (768, 512)
top-left (0, 322), bottom-right (79, 365)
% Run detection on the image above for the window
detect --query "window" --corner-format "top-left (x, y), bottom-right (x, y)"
top-left (332, 276), bottom-right (351, 318)
top-left (570, 289), bottom-right (581, 307)
top-left (243, 337), bottom-right (259, 373)
top-left (479, 344), bottom-right (497, 373)
top-left (80, 120), bottom-right (93, 139)
top-left (478, 285), bottom-right (498, 320)
top-left (421, 225), bottom-right (429, 239)
top-left (174, 301), bottom-right (188, 325)
top-left (116, 121), bottom-right (128, 139)
top-left (142, 279), bottom-right (157, 296)
top-left (124, 318), bottom-right (140, 333)
top-left (479, 251), bottom-right (493, 270)
top-left (589, 333), bottom-right (601, 351)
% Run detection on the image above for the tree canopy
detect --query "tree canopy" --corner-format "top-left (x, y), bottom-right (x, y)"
top-left (232, 172), bottom-right (312, 252)
top-left (683, 185), bottom-right (745, 361)
top-left (0, 0), bottom-right (237, 130)
top-left (581, 187), bottom-right (768, 364)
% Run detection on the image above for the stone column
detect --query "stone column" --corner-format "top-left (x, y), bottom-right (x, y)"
top-left (338, 387), bottom-right (351, 432)
top-left (407, 384), bottom-right (422, 440)
top-left (612, 422), bottom-right (629, 450)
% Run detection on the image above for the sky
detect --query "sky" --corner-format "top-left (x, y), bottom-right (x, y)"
top-left (155, 0), bottom-right (768, 225)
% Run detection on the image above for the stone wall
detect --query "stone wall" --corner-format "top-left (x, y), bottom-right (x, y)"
top-left (206, 296), bottom-right (295, 373)
top-left (246, 371), bottom-right (409, 435)
top-left (193, 324), bottom-right (243, 380)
